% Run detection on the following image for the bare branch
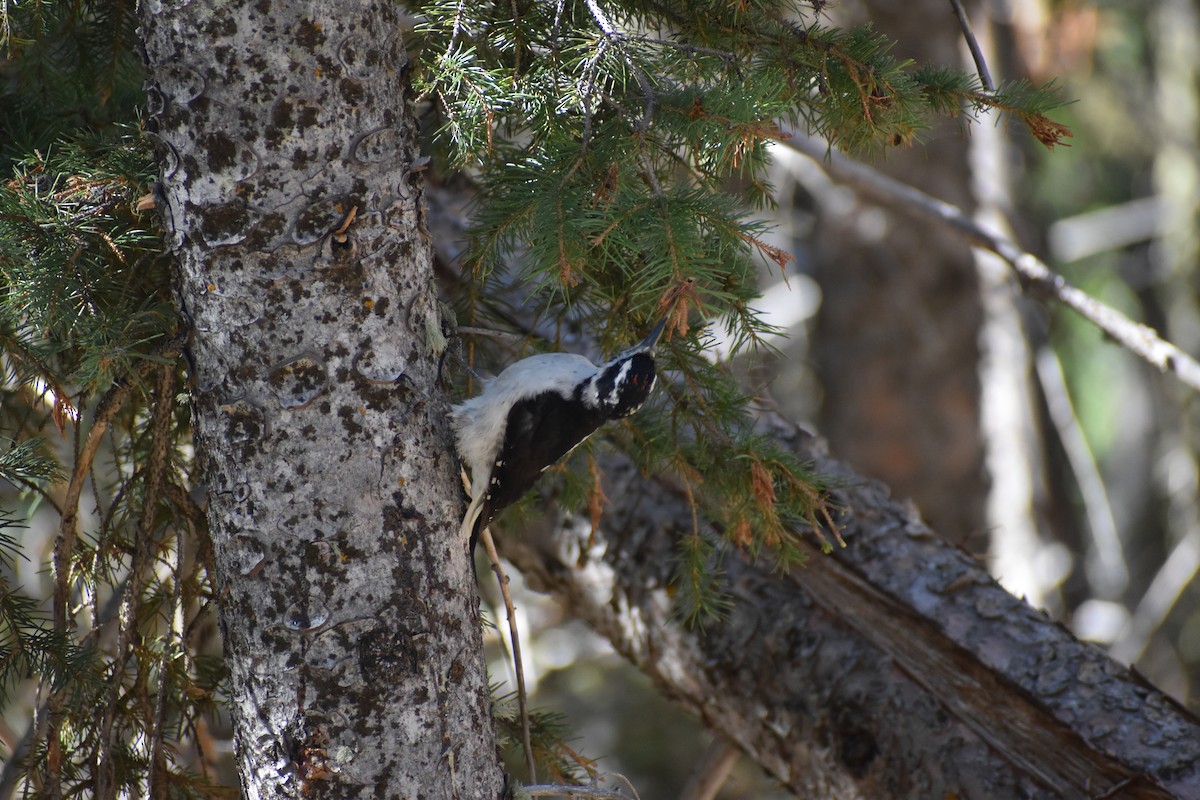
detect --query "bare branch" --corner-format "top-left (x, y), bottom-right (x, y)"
top-left (1034, 347), bottom-right (1127, 597)
top-left (481, 527), bottom-right (537, 783)
top-left (54, 333), bottom-right (185, 633)
top-left (1111, 526), bottom-right (1200, 665)
top-left (457, 325), bottom-right (529, 342)
top-left (524, 785), bottom-right (634, 799)
top-left (677, 737), bottom-right (739, 800)
top-left (947, 0), bottom-right (994, 90)
top-left (776, 130), bottom-right (1200, 394)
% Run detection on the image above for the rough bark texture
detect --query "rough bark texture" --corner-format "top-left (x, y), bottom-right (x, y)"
top-left (139, 2), bottom-right (505, 797)
top-left (503, 421), bottom-right (1200, 799)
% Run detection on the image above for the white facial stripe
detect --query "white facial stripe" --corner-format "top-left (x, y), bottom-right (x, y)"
top-left (608, 359), bottom-right (633, 405)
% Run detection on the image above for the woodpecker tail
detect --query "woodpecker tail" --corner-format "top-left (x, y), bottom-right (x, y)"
top-left (460, 494), bottom-right (489, 554)
top-left (469, 514), bottom-right (486, 555)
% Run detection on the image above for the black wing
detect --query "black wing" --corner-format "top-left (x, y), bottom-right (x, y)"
top-left (471, 390), bottom-right (605, 548)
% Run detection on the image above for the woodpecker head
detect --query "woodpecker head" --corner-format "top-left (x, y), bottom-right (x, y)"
top-left (578, 317), bottom-right (667, 420)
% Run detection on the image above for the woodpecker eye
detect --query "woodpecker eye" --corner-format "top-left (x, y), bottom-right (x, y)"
top-left (596, 353), bottom-right (656, 418)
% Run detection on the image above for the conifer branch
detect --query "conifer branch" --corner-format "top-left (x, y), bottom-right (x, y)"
top-left (55, 388), bottom-right (134, 632)
top-left (97, 363), bottom-right (175, 800)
top-left (456, 325), bottom-right (528, 341)
top-left (777, 129), bottom-right (1200, 393)
top-left (0, 706), bottom-right (48, 800)
top-left (582, 0), bottom-right (655, 131)
top-left (0, 572), bottom-right (129, 800)
top-left (628, 35), bottom-right (739, 70)
top-left (43, 333), bottom-right (182, 795)
top-left (150, 517), bottom-right (187, 797)
top-left (53, 333), bottom-right (184, 634)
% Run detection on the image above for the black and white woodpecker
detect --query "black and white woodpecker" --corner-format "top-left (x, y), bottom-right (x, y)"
top-left (451, 317), bottom-right (668, 550)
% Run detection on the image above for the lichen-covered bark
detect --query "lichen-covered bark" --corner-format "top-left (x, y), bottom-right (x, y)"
top-left (138, 2), bottom-right (505, 797)
top-left (503, 421), bottom-right (1200, 799)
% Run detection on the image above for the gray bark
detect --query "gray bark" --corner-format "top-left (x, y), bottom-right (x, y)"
top-left (138, 2), bottom-right (505, 797)
top-left (503, 420), bottom-right (1200, 799)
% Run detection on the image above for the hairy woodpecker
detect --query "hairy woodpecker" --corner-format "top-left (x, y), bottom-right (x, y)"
top-left (451, 318), bottom-right (667, 550)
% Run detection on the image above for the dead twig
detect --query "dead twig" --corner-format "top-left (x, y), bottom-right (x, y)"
top-left (480, 527), bottom-right (537, 783)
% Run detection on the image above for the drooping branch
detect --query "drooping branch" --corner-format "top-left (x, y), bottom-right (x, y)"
top-left (947, 0), bottom-right (994, 91)
top-left (776, 130), bottom-right (1200, 394)
top-left (500, 421), bottom-right (1200, 799)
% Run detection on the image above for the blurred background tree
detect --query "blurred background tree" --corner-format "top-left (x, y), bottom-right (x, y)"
top-left (1, 0), bottom-right (1197, 796)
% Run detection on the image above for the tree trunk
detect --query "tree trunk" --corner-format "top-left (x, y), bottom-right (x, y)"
top-left (503, 422), bottom-right (1200, 799)
top-left (812, 0), bottom-right (989, 548)
top-left (138, 2), bottom-right (505, 797)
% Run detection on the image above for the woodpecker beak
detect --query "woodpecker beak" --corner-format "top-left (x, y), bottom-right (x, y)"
top-left (638, 316), bottom-right (669, 354)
